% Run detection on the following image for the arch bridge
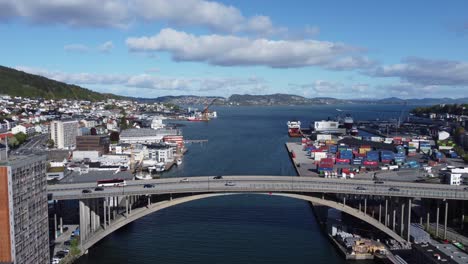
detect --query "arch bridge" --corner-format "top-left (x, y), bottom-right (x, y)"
top-left (48, 176), bottom-right (468, 254)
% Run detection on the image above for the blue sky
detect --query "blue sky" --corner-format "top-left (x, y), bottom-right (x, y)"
top-left (1, 0), bottom-right (467, 99)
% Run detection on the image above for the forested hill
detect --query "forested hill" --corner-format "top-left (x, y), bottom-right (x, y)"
top-left (0, 66), bottom-right (123, 101)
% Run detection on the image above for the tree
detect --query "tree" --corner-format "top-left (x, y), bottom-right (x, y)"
top-left (110, 131), bottom-right (120, 143)
top-left (47, 139), bottom-right (55, 148)
top-left (7, 137), bottom-right (19, 148)
top-left (90, 127), bottom-right (97, 135)
top-left (14, 132), bottom-right (27, 145)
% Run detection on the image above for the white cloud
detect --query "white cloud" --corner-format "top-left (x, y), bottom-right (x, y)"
top-left (63, 44), bottom-right (89, 53)
top-left (370, 57), bottom-right (468, 86)
top-left (0, 0), bottom-right (296, 36)
top-left (288, 80), bottom-right (371, 98)
top-left (0, 0), bottom-right (130, 27)
top-left (98, 41), bottom-right (114, 53)
top-left (126, 28), bottom-right (373, 69)
top-left (14, 66), bottom-right (267, 93)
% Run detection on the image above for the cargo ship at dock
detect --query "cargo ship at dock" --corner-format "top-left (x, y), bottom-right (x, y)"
top-left (287, 120), bottom-right (302, 137)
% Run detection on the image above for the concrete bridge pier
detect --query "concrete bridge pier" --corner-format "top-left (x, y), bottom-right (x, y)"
top-left (79, 198), bottom-right (103, 246)
top-left (103, 198), bottom-right (107, 229)
top-left (385, 198), bottom-right (388, 227)
top-left (125, 196), bottom-right (129, 217)
top-left (444, 199), bottom-right (448, 240)
top-left (364, 198), bottom-right (367, 215)
top-left (436, 201), bottom-right (440, 237)
top-left (378, 203), bottom-right (382, 223)
top-left (400, 202), bottom-right (405, 237)
top-left (407, 198), bottom-right (412, 242)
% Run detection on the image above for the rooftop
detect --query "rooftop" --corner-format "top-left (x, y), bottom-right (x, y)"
top-left (59, 171), bottom-right (133, 184)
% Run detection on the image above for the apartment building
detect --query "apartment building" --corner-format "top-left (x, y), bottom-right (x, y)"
top-left (0, 154), bottom-right (49, 264)
top-left (50, 119), bottom-right (78, 149)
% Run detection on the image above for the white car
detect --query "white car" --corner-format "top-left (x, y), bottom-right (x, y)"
top-left (179, 178), bottom-right (189, 183)
top-left (225, 181), bottom-right (236, 186)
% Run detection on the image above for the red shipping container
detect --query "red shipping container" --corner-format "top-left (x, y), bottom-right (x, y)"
top-left (363, 161), bottom-right (378, 166)
top-left (342, 168), bottom-right (351, 174)
top-left (336, 158), bottom-right (350, 163)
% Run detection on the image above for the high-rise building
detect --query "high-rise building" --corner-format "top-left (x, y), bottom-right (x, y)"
top-left (0, 154), bottom-right (49, 264)
top-left (50, 119), bottom-right (78, 149)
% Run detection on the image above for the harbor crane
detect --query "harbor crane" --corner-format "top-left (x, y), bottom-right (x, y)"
top-left (202, 99), bottom-right (217, 121)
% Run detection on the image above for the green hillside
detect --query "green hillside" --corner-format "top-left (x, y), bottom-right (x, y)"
top-left (0, 66), bottom-right (123, 101)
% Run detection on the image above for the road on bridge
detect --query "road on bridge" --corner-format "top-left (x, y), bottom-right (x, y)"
top-left (48, 176), bottom-right (468, 201)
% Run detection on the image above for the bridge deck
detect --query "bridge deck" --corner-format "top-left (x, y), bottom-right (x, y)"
top-left (48, 176), bottom-right (468, 201)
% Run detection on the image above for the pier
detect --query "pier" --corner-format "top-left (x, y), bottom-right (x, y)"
top-left (184, 139), bottom-right (208, 144)
top-left (285, 142), bottom-right (319, 177)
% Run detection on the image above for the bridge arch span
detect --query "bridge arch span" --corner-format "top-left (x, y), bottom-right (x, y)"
top-left (82, 192), bottom-right (404, 252)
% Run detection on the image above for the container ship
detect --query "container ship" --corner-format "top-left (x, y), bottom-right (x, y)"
top-left (287, 120), bottom-right (302, 137)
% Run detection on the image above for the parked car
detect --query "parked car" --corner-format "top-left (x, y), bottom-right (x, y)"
top-left (213, 175), bottom-right (223, 179)
top-left (356, 186), bottom-right (366, 190)
top-left (64, 240), bottom-right (71, 246)
top-left (389, 187), bottom-right (400, 192)
top-left (374, 180), bottom-right (384, 184)
top-left (179, 178), bottom-right (189, 183)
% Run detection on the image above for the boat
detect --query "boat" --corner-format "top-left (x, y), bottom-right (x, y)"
top-left (135, 173), bottom-right (152, 180)
top-left (176, 159), bottom-right (182, 166)
top-left (155, 162), bottom-right (165, 172)
top-left (350, 125), bottom-right (359, 136)
top-left (343, 114), bottom-right (354, 130)
top-left (312, 120), bottom-right (346, 135)
top-left (187, 116), bottom-right (205, 121)
top-left (287, 120), bottom-right (302, 137)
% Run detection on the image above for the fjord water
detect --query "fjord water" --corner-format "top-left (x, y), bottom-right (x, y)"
top-left (77, 105), bottom-right (410, 264)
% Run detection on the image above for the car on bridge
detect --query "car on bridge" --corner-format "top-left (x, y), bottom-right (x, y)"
top-left (213, 175), bottom-right (223, 179)
top-left (225, 181), bottom-right (236, 186)
top-left (389, 187), bottom-right (400, 192)
top-left (82, 189), bottom-right (92, 194)
top-left (356, 186), bottom-right (366, 190)
top-left (143, 184), bottom-right (155, 188)
top-left (94, 187), bottom-right (104, 191)
top-left (180, 178), bottom-right (189, 183)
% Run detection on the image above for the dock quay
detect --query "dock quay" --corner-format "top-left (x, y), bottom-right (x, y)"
top-left (309, 201), bottom-right (378, 261)
top-left (184, 139), bottom-right (208, 144)
top-left (285, 142), bottom-right (319, 177)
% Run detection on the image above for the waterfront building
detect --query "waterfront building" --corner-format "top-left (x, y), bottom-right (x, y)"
top-left (120, 128), bottom-right (181, 144)
top-left (50, 119), bottom-right (78, 149)
top-left (146, 144), bottom-right (175, 163)
top-left (0, 155), bottom-right (49, 264)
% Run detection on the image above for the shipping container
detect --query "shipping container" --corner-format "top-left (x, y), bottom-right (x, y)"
top-left (336, 158), bottom-right (350, 164)
top-left (366, 151), bottom-right (379, 161)
top-left (363, 160), bottom-right (379, 167)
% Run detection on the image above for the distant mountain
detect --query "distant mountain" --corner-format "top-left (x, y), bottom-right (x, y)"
top-left (135, 95), bottom-right (226, 105)
top-left (136, 94), bottom-right (468, 106)
top-left (376, 97), bottom-right (468, 105)
top-left (227, 93), bottom-right (342, 105)
top-left (0, 66), bottom-right (124, 101)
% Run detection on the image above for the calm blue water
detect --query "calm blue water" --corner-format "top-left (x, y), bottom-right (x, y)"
top-left (77, 105), bottom-right (412, 264)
